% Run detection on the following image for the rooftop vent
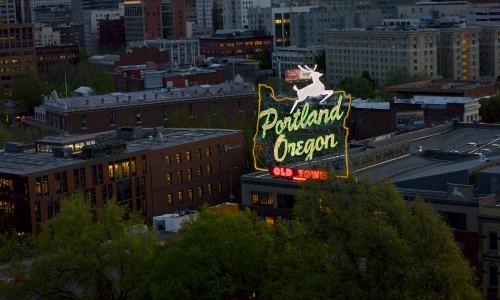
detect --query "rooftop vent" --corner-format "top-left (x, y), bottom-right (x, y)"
top-left (4, 142), bottom-right (30, 153)
top-left (52, 147), bottom-right (73, 158)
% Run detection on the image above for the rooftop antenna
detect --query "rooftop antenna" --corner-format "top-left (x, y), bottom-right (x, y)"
top-left (64, 69), bottom-right (68, 99)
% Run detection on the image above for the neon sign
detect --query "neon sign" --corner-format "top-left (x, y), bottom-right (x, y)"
top-left (253, 64), bottom-right (352, 178)
top-left (268, 166), bottom-right (328, 181)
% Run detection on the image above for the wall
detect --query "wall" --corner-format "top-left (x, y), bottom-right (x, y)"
top-left (115, 47), bottom-right (169, 67)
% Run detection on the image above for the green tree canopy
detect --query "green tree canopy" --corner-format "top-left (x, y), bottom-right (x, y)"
top-left (0, 193), bottom-right (157, 300)
top-left (290, 173), bottom-right (482, 300)
top-left (384, 67), bottom-right (430, 87)
top-left (253, 52), bottom-right (272, 70)
top-left (479, 93), bottom-right (500, 123)
top-left (91, 70), bottom-right (116, 95)
top-left (340, 76), bottom-right (375, 99)
top-left (11, 72), bottom-right (48, 112)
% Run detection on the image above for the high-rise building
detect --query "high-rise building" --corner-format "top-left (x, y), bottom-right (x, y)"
top-left (222, 0), bottom-right (270, 30)
top-left (124, 0), bottom-right (162, 43)
top-left (479, 26), bottom-right (500, 80)
top-left (54, 24), bottom-right (85, 48)
top-left (161, 0), bottom-right (187, 40)
top-left (35, 25), bottom-right (61, 47)
top-left (99, 16), bottom-right (126, 51)
top-left (84, 4), bottom-right (124, 55)
top-left (72, 0), bottom-right (122, 25)
top-left (439, 27), bottom-right (480, 80)
top-left (324, 28), bottom-right (438, 85)
top-left (31, 0), bottom-right (71, 23)
top-left (196, 0), bottom-right (223, 34)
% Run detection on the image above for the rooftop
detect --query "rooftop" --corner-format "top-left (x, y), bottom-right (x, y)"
top-left (42, 83), bottom-right (253, 112)
top-left (387, 79), bottom-right (495, 91)
top-left (200, 29), bottom-right (272, 40)
top-left (0, 128), bottom-right (241, 177)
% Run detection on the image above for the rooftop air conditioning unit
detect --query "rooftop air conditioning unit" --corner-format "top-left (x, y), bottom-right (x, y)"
top-left (158, 132), bottom-right (163, 139)
top-left (148, 136), bottom-right (153, 141)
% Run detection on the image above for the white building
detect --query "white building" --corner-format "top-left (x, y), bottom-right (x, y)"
top-left (272, 45), bottom-right (323, 71)
top-left (467, 7), bottom-right (500, 26)
top-left (35, 26), bottom-right (61, 46)
top-left (0, 0), bottom-right (19, 24)
top-left (248, 6), bottom-right (315, 49)
top-left (30, 0), bottom-right (72, 22)
top-left (223, 0), bottom-right (271, 30)
top-left (83, 4), bottom-right (124, 55)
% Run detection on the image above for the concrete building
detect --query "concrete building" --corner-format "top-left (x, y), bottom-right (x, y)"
top-left (54, 24), bottom-right (85, 48)
top-left (0, 127), bottom-right (246, 235)
top-left (325, 27), bottom-right (438, 85)
top-left (467, 6), bottom-right (500, 27)
top-left (272, 45), bottom-right (322, 71)
top-left (27, 82), bottom-right (254, 134)
top-left (479, 26), bottom-right (500, 80)
top-left (439, 27), bottom-right (480, 80)
top-left (33, 4), bottom-right (72, 26)
top-left (128, 39), bottom-right (200, 64)
top-left (36, 44), bottom-right (80, 75)
top-left (124, 0), bottom-right (162, 43)
top-left (160, 0), bottom-right (189, 40)
top-left (247, 6), bottom-right (315, 49)
top-left (310, 0), bottom-right (357, 11)
top-left (398, 1), bottom-right (470, 20)
top-left (196, 0), bottom-right (223, 34)
top-left (0, 0), bottom-right (19, 24)
top-left (290, 7), bottom-right (356, 47)
top-left (35, 25), bottom-right (61, 47)
top-left (84, 5), bottom-right (124, 55)
top-left (222, 0), bottom-right (270, 30)
top-left (386, 79), bottom-right (500, 99)
top-left (355, 9), bottom-right (398, 28)
top-left (72, 0), bottom-right (123, 25)
top-left (199, 29), bottom-right (273, 59)
top-left (30, 0), bottom-right (71, 23)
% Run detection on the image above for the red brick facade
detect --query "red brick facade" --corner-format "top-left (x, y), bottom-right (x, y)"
top-left (36, 44), bottom-right (80, 75)
top-left (145, 0), bottom-right (162, 40)
top-left (99, 17), bottom-right (126, 51)
top-left (115, 47), bottom-right (169, 67)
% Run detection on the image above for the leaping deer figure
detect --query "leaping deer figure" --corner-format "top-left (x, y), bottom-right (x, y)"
top-left (290, 64), bottom-right (334, 114)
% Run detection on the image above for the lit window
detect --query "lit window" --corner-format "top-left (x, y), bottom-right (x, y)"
top-left (189, 188), bottom-right (193, 201)
top-left (168, 193), bottom-right (173, 206)
top-left (196, 149), bottom-right (201, 159)
top-left (187, 151), bottom-right (191, 161)
top-left (197, 166), bottom-right (202, 177)
top-left (167, 173), bottom-right (172, 185)
top-left (206, 146), bottom-right (211, 157)
top-left (207, 163), bottom-right (211, 176)
top-left (188, 168), bottom-right (192, 180)
top-left (176, 153), bottom-right (181, 164)
top-left (208, 183), bottom-right (213, 195)
top-left (178, 191), bottom-right (183, 204)
top-left (177, 171), bottom-right (182, 183)
top-left (218, 180), bottom-right (222, 193)
top-left (198, 185), bottom-right (203, 198)
top-left (217, 161), bottom-right (221, 172)
top-left (216, 145), bottom-right (220, 155)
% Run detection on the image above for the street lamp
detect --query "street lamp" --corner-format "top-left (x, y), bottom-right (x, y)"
top-left (229, 167), bottom-right (239, 202)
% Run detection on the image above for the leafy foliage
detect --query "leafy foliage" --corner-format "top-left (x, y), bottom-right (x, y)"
top-left (479, 93), bottom-right (500, 123)
top-left (340, 76), bottom-right (375, 99)
top-left (0, 124), bottom-right (57, 148)
top-left (91, 70), bottom-right (116, 95)
top-left (0, 193), bottom-right (157, 300)
top-left (253, 52), bottom-right (272, 70)
top-left (11, 72), bottom-right (49, 112)
top-left (384, 67), bottom-right (430, 87)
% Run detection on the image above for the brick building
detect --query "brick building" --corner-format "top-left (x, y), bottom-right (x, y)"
top-left (0, 21), bottom-right (36, 96)
top-left (0, 127), bottom-right (245, 234)
top-left (115, 47), bottom-right (169, 67)
top-left (99, 16), bottom-right (126, 51)
top-left (386, 79), bottom-right (500, 98)
top-left (36, 44), bottom-right (80, 75)
top-left (27, 83), bottom-right (255, 134)
top-left (346, 96), bottom-right (480, 140)
top-left (200, 29), bottom-right (273, 59)
top-left (160, 0), bottom-right (187, 40)
top-left (124, 0), bottom-right (162, 43)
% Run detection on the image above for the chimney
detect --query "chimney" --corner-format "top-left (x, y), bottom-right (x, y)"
top-left (144, 94), bottom-right (147, 100)
top-left (181, 91), bottom-right (184, 96)
top-left (206, 88), bottom-right (210, 95)
top-left (195, 89), bottom-right (198, 96)
top-left (128, 96), bottom-right (131, 102)
top-left (170, 91), bottom-right (174, 97)
top-left (155, 93), bottom-right (158, 100)
top-left (219, 87), bottom-right (223, 93)
top-left (86, 100), bottom-right (89, 106)
top-left (116, 97), bottom-right (119, 103)
top-left (231, 86), bottom-right (234, 92)
top-left (244, 85), bottom-right (247, 91)
top-left (101, 98), bottom-right (104, 105)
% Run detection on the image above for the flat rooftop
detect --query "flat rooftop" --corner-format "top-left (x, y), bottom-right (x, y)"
top-left (0, 128), bottom-right (241, 177)
top-left (42, 83), bottom-right (253, 112)
top-left (387, 79), bottom-right (495, 91)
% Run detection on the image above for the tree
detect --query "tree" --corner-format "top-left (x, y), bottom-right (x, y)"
top-left (11, 72), bottom-right (48, 112)
top-left (314, 50), bottom-right (326, 72)
top-left (253, 52), bottom-right (272, 70)
top-left (289, 173), bottom-right (482, 300)
top-left (479, 93), bottom-right (500, 123)
top-left (91, 70), bottom-right (116, 95)
top-left (340, 76), bottom-right (375, 99)
top-left (385, 67), bottom-right (430, 87)
top-left (0, 193), bottom-right (157, 300)
top-left (137, 207), bottom-right (298, 300)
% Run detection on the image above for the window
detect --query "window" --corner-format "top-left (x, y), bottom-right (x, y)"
top-left (109, 112), bottom-right (115, 125)
top-left (165, 155), bottom-right (171, 166)
top-left (163, 106), bottom-right (168, 120)
top-left (189, 104), bottom-right (194, 117)
top-left (176, 153), bottom-right (181, 164)
top-left (142, 155), bottom-right (147, 174)
top-left (74, 170), bottom-right (80, 190)
top-left (178, 171), bottom-right (182, 183)
top-left (208, 183), bottom-right (213, 195)
top-left (36, 177), bottom-right (42, 197)
top-left (82, 115), bottom-right (87, 128)
top-left (167, 173), bottom-right (172, 185)
top-left (186, 151), bottom-right (191, 161)
top-left (438, 211), bottom-right (466, 230)
top-left (216, 144), bottom-right (220, 155)
top-left (198, 185), bottom-right (203, 198)
top-left (188, 168), bottom-right (192, 180)
top-left (55, 173), bottom-right (61, 194)
top-left (80, 168), bottom-right (86, 188)
top-left (197, 166), bottom-right (202, 177)
top-left (206, 146), bottom-right (211, 157)
top-left (218, 180), bottom-right (222, 193)
top-left (168, 193), bottom-right (173, 206)
top-left (489, 231), bottom-right (498, 252)
top-left (251, 191), bottom-right (274, 206)
top-left (489, 264), bottom-right (498, 288)
top-left (62, 171), bottom-right (68, 193)
top-left (217, 161), bottom-right (221, 172)
top-left (196, 149), bottom-right (201, 159)
top-left (207, 163), bottom-right (211, 176)
top-left (136, 109), bottom-right (142, 122)
top-left (278, 193), bottom-right (295, 209)
top-left (178, 191), bottom-right (183, 204)
top-left (189, 188), bottom-right (193, 201)
top-left (98, 164), bottom-right (103, 184)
